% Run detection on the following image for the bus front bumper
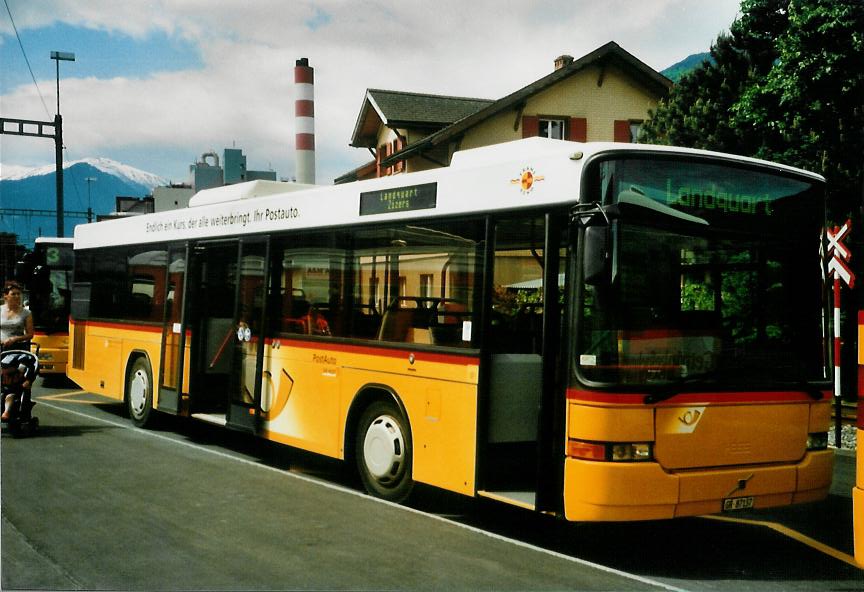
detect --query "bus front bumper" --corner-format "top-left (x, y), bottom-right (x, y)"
top-left (35, 348), bottom-right (69, 374)
top-left (562, 450), bottom-right (833, 522)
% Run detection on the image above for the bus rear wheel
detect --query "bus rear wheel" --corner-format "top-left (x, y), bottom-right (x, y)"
top-left (126, 357), bottom-right (154, 428)
top-left (355, 400), bottom-right (414, 503)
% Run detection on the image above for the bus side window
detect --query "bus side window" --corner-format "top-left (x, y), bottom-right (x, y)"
top-left (378, 302), bottom-right (416, 342)
top-left (269, 237), bottom-right (345, 338)
top-left (282, 298), bottom-right (311, 334)
top-left (129, 292), bottom-right (153, 318)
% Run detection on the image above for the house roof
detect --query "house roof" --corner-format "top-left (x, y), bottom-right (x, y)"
top-left (333, 159), bottom-right (377, 184)
top-left (379, 41), bottom-right (672, 167)
top-left (350, 89), bottom-right (494, 148)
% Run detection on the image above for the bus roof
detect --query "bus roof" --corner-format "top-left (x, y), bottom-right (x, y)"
top-left (35, 237), bottom-right (75, 245)
top-left (73, 138), bottom-right (825, 250)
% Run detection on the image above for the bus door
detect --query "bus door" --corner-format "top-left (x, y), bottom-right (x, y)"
top-left (157, 245), bottom-right (188, 414)
top-left (481, 215), bottom-right (565, 511)
top-left (188, 239), bottom-right (269, 433)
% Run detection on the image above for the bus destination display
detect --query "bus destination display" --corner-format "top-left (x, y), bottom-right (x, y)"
top-left (360, 183), bottom-right (437, 216)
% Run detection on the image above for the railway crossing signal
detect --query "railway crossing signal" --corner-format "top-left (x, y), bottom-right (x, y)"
top-left (825, 219), bottom-right (854, 449)
top-left (826, 220), bottom-right (855, 288)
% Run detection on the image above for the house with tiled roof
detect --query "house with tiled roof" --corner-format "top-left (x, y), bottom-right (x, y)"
top-left (336, 41), bottom-right (671, 184)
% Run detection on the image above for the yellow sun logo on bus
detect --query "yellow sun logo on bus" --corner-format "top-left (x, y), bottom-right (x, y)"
top-left (511, 166), bottom-right (545, 194)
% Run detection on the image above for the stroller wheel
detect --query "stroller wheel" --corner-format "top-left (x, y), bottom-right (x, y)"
top-left (10, 418), bottom-right (38, 437)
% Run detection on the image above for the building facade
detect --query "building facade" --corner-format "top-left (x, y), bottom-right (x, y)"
top-left (337, 41), bottom-right (671, 183)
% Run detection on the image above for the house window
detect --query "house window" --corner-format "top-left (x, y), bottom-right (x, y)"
top-left (539, 118), bottom-right (566, 140)
top-left (419, 273), bottom-right (434, 298)
top-left (629, 121), bottom-right (643, 142)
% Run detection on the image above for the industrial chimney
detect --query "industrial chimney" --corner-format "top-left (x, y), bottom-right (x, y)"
top-left (294, 58), bottom-right (315, 184)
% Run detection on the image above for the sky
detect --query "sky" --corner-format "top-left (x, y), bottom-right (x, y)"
top-left (1, 0), bottom-right (742, 187)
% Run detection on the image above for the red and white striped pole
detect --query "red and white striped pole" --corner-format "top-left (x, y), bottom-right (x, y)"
top-left (826, 219), bottom-right (854, 449)
top-left (294, 58), bottom-right (315, 184)
top-left (834, 275), bottom-right (842, 400)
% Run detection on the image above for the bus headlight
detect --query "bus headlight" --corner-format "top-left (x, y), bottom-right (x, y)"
top-left (806, 432), bottom-right (828, 450)
top-left (610, 443), bottom-right (653, 461)
top-left (567, 440), bottom-right (653, 462)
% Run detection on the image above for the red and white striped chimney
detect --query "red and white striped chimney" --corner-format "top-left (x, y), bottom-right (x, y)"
top-left (294, 58), bottom-right (315, 184)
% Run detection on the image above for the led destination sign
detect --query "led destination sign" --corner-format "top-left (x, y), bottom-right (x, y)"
top-left (605, 157), bottom-right (815, 224)
top-left (666, 180), bottom-right (774, 216)
top-left (360, 182), bottom-right (437, 216)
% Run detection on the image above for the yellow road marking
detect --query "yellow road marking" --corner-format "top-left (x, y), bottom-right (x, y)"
top-left (36, 390), bottom-right (104, 405)
top-left (703, 514), bottom-right (861, 569)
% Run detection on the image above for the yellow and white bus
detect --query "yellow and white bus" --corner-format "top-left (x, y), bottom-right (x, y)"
top-left (19, 237), bottom-right (75, 375)
top-left (68, 137), bottom-right (834, 520)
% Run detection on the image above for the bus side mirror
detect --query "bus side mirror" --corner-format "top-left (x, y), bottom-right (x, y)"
top-left (583, 226), bottom-right (612, 286)
top-left (572, 203), bottom-right (617, 286)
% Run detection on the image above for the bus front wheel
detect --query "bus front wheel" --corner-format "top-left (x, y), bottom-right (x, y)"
top-left (126, 357), bottom-right (154, 428)
top-left (355, 400), bottom-right (414, 503)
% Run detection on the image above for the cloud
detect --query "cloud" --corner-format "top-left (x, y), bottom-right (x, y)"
top-left (1, 0), bottom-right (741, 183)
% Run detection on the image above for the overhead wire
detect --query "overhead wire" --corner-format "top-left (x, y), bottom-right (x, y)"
top-left (3, 0), bottom-right (85, 239)
top-left (3, 0), bottom-right (52, 119)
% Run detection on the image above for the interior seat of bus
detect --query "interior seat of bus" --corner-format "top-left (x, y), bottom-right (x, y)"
top-left (377, 297), bottom-right (467, 345)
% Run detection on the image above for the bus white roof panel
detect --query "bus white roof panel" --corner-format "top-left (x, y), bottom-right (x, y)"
top-left (187, 179), bottom-right (317, 207)
top-left (73, 139), bottom-right (824, 250)
top-left (34, 237), bottom-right (75, 244)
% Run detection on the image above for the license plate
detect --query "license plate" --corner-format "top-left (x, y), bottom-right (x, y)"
top-left (723, 496), bottom-right (754, 511)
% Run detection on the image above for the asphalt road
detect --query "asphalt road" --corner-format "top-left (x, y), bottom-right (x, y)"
top-left (2, 379), bottom-right (862, 591)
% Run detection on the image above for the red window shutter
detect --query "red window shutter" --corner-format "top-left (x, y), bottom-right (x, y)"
top-left (522, 116), bottom-right (539, 138)
top-left (394, 138), bottom-right (403, 173)
top-left (613, 120), bottom-right (631, 143)
top-left (569, 117), bottom-right (587, 142)
top-left (385, 142), bottom-right (393, 176)
top-left (376, 145), bottom-right (383, 178)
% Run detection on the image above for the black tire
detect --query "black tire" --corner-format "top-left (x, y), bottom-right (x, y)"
top-left (126, 357), bottom-right (154, 428)
top-left (355, 399), bottom-right (414, 503)
top-left (8, 421), bottom-right (21, 438)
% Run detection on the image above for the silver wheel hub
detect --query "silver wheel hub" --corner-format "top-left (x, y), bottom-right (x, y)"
top-left (363, 415), bottom-right (405, 482)
top-left (129, 369), bottom-right (149, 416)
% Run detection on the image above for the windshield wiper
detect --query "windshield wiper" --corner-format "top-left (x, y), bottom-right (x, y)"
top-left (643, 371), bottom-right (719, 405)
top-left (643, 374), bottom-right (825, 404)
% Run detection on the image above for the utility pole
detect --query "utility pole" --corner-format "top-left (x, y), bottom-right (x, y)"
top-left (50, 51), bottom-right (75, 237)
top-left (85, 176), bottom-right (96, 222)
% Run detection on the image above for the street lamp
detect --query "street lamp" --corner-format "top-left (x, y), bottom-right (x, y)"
top-left (49, 50), bottom-right (74, 237)
top-left (85, 176), bottom-right (96, 222)
top-left (50, 51), bottom-right (75, 116)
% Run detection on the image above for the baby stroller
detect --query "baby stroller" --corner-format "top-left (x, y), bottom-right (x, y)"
top-left (1, 349), bottom-right (40, 436)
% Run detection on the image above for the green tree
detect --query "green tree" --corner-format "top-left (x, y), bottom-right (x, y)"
top-left (640, 0), bottom-right (789, 154)
top-left (641, 0), bottom-right (864, 214)
top-left (734, 0), bottom-right (864, 214)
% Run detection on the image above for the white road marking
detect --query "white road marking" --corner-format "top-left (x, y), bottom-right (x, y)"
top-left (38, 399), bottom-right (687, 591)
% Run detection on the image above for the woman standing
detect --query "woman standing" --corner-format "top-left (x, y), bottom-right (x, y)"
top-left (1, 281), bottom-right (34, 352)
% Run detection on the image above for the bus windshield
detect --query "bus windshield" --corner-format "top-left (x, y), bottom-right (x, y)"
top-left (30, 241), bottom-right (74, 333)
top-left (576, 156), bottom-right (828, 389)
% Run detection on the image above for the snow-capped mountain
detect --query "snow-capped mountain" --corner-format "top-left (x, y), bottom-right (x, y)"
top-left (2, 157), bottom-right (167, 188)
top-left (0, 158), bottom-right (168, 247)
